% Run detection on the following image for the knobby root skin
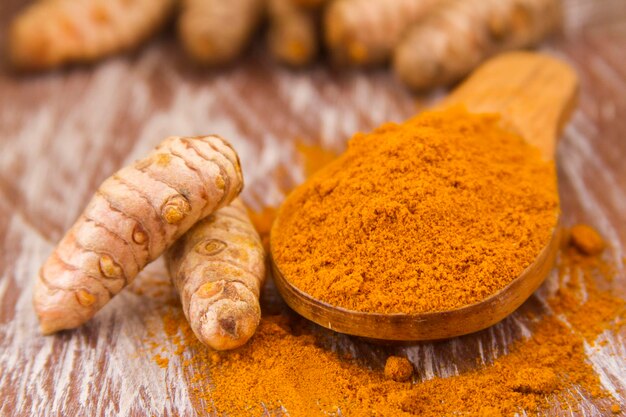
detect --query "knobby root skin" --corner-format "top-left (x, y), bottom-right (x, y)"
top-left (166, 198), bottom-right (266, 351)
top-left (324, 0), bottom-right (442, 66)
top-left (393, 0), bottom-right (562, 90)
top-left (178, 0), bottom-right (265, 65)
top-left (9, 0), bottom-right (176, 71)
top-left (34, 135), bottom-right (244, 335)
top-left (268, 0), bottom-right (320, 67)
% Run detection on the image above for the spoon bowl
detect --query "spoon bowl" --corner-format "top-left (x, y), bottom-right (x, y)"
top-left (271, 218), bottom-right (560, 341)
top-left (271, 52), bottom-right (578, 341)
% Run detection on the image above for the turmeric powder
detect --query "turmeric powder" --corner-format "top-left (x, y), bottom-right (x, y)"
top-left (150, 223), bottom-right (623, 416)
top-left (570, 223), bottom-right (606, 256)
top-left (272, 107), bottom-right (559, 314)
top-left (384, 356), bottom-right (414, 382)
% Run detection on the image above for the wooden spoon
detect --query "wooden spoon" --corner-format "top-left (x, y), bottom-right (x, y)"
top-left (270, 52), bottom-right (579, 341)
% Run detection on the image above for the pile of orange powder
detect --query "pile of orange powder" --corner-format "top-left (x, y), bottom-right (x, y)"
top-left (272, 108), bottom-right (559, 314)
top-left (147, 109), bottom-right (624, 415)
top-left (150, 223), bottom-right (623, 416)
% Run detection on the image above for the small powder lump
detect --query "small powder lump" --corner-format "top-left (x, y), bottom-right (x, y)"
top-left (384, 356), bottom-right (414, 382)
top-left (570, 224), bottom-right (606, 255)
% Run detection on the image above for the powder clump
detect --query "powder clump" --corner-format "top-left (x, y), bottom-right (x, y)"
top-left (273, 107), bottom-right (559, 314)
top-left (384, 356), bottom-right (414, 382)
top-left (569, 223), bottom-right (606, 255)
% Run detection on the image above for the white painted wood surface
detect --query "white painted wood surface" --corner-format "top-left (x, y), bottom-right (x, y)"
top-left (0, 0), bottom-right (624, 415)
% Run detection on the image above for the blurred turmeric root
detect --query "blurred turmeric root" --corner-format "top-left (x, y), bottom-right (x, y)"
top-left (394, 0), bottom-right (562, 90)
top-left (9, 0), bottom-right (176, 70)
top-left (324, 0), bottom-right (442, 66)
top-left (289, 0), bottom-right (327, 9)
top-left (268, 0), bottom-right (320, 67)
top-left (178, 0), bottom-right (265, 65)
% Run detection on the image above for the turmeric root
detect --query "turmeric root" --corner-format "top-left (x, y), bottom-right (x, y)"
top-left (323, 0), bottom-right (441, 66)
top-left (166, 198), bottom-right (265, 350)
top-left (178, 0), bottom-right (265, 65)
top-left (393, 0), bottom-right (561, 90)
top-left (34, 135), bottom-right (244, 334)
top-left (9, 0), bottom-right (176, 71)
top-left (268, 0), bottom-right (320, 67)
top-left (289, 0), bottom-right (328, 9)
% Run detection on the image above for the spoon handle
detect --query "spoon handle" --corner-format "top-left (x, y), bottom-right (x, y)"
top-left (440, 52), bottom-right (578, 160)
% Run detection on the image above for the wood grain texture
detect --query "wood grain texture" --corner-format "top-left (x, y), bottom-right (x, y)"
top-left (0, 0), bottom-right (625, 415)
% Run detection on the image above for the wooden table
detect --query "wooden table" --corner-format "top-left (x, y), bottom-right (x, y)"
top-left (1, 0), bottom-right (625, 415)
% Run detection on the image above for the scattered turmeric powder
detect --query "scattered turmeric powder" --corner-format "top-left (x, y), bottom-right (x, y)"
top-left (246, 140), bottom-right (337, 251)
top-left (507, 367), bottom-right (558, 394)
top-left (34, 135), bottom-right (243, 334)
top-left (247, 206), bottom-right (278, 253)
top-left (552, 226), bottom-right (624, 342)
top-left (9, 0), bottom-right (176, 70)
top-left (165, 198), bottom-right (266, 350)
top-left (394, 0), bottom-right (561, 90)
top-left (384, 356), bottom-right (413, 382)
top-left (295, 140), bottom-right (340, 177)
top-left (272, 107), bottom-right (559, 314)
top-left (149, 224), bottom-right (622, 416)
top-left (153, 354), bottom-right (169, 369)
